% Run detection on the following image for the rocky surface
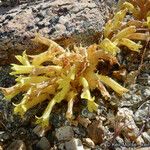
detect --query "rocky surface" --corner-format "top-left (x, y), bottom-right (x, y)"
top-left (0, 0), bottom-right (113, 65)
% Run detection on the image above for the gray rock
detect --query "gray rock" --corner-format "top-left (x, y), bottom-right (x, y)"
top-left (7, 140), bottom-right (26, 150)
top-left (55, 126), bottom-right (74, 141)
top-left (36, 137), bottom-right (51, 150)
top-left (0, 0), bottom-right (112, 65)
top-left (65, 138), bottom-right (84, 150)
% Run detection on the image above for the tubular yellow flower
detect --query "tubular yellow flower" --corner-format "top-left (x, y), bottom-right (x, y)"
top-left (112, 26), bottom-right (136, 42)
top-left (80, 77), bottom-right (98, 112)
top-left (99, 38), bottom-right (120, 56)
top-left (118, 38), bottom-right (142, 52)
top-left (15, 51), bottom-right (30, 66)
top-left (104, 9), bottom-right (127, 37)
top-left (98, 75), bottom-right (128, 95)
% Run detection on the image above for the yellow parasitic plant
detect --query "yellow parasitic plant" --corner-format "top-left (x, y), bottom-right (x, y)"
top-left (0, 1), bottom-right (149, 128)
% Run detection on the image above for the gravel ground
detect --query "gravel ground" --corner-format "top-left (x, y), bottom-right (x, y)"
top-left (0, 0), bottom-right (150, 150)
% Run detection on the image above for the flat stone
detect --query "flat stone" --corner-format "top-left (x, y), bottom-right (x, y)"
top-left (55, 126), bottom-right (74, 141)
top-left (65, 138), bottom-right (84, 150)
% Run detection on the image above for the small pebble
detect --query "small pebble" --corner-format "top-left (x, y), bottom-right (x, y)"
top-left (7, 140), bottom-right (26, 150)
top-left (65, 138), bottom-right (84, 150)
top-left (81, 108), bottom-right (96, 119)
top-left (115, 136), bottom-right (124, 145)
top-left (33, 125), bottom-right (50, 137)
top-left (55, 126), bottom-right (74, 141)
top-left (36, 137), bottom-right (51, 150)
top-left (83, 138), bottom-right (95, 148)
top-left (77, 115), bottom-right (91, 128)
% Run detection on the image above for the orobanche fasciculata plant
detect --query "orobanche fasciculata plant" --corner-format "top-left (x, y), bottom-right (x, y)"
top-left (0, 1), bottom-right (149, 128)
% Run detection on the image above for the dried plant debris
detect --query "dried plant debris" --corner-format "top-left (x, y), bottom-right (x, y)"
top-left (0, 0), bottom-right (149, 129)
top-left (116, 108), bottom-right (144, 145)
top-left (107, 108), bottom-right (145, 148)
